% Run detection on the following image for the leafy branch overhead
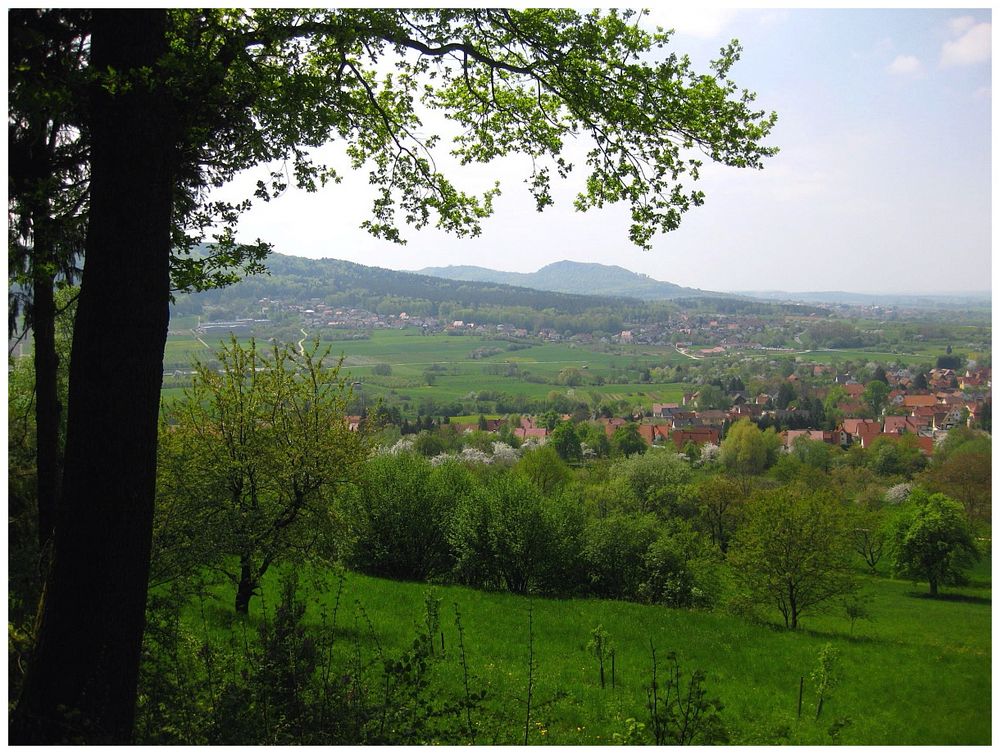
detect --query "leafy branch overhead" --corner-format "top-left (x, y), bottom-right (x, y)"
top-left (162, 8), bottom-right (777, 250)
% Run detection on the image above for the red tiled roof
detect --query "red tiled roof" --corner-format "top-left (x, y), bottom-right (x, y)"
top-left (902, 394), bottom-right (939, 408)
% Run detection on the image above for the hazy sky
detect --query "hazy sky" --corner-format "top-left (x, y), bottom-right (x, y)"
top-left (217, 7), bottom-right (992, 294)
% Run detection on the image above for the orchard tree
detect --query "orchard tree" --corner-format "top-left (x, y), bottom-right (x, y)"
top-left (155, 338), bottom-right (367, 613)
top-left (729, 487), bottom-right (856, 629)
top-left (13, 9), bottom-right (777, 743)
top-left (891, 489), bottom-right (979, 596)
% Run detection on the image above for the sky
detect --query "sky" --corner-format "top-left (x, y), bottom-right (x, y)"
top-left (215, 7), bottom-right (992, 295)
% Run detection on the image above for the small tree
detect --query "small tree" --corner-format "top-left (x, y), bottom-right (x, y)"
top-left (645, 646), bottom-right (728, 745)
top-left (849, 506), bottom-right (888, 574)
top-left (587, 625), bottom-right (614, 689)
top-left (862, 380), bottom-right (889, 417)
top-left (611, 423), bottom-right (647, 457)
top-left (728, 487), bottom-right (856, 629)
top-left (550, 420), bottom-right (583, 462)
top-left (696, 476), bottom-right (744, 554)
top-left (811, 643), bottom-right (841, 721)
top-left (719, 418), bottom-right (767, 495)
top-left (891, 489), bottom-right (978, 596)
top-left (156, 338), bottom-right (366, 613)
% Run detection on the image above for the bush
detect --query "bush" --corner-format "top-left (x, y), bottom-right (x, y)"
top-left (449, 471), bottom-right (553, 594)
top-left (639, 524), bottom-right (723, 608)
top-left (583, 513), bottom-right (662, 600)
top-left (611, 450), bottom-right (695, 518)
top-left (342, 453), bottom-right (465, 580)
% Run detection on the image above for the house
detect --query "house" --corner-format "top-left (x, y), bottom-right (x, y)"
top-left (670, 427), bottom-right (720, 449)
top-left (835, 400), bottom-right (865, 416)
top-left (651, 402), bottom-right (680, 418)
top-left (839, 419), bottom-right (881, 447)
top-left (636, 423), bottom-right (672, 445)
top-left (596, 417), bottom-right (628, 437)
top-left (902, 394), bottom-right (939, 409)
top-left (932, 406), bottom-right (965, 431)
top-left (882, 415), bottom-right (930, 435)
top-left (514, 427), bottom-right (548, 441)
top-left (730, 403), bottom-right (763, 420)
top-left (843, 383), bottom-right (866, 399)
top-left (667, 411), bottom-right (699, 429)
top-left (696, 410), bottom-right (729, 427)
top-left (783, 429), bottom-right (838, 450)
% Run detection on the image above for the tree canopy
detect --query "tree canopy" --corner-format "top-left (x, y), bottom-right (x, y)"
top-left (891, 489), bottom-right (979, 596)
top-left (729, 487), bottom-right (856, 629)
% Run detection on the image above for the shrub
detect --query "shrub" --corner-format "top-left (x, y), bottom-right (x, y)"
top-left (639, 524), bottom-right (722, 608)
top-left (341, 453), bottom-right (459, 581)
top-left (449, 471), bottom-right (553, 594)
top-left (583, 513), bottom-right (662, 600)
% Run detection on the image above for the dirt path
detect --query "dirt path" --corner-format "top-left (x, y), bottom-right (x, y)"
top-left (674, 345), bottom-right (703, 360)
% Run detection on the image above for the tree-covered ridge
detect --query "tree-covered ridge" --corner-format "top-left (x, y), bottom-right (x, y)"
top-left (178, 252), bottom-right (652, 315)
top-left (173, 251), bottom-right (827, 328)
top-left (416, 259), bottom-right (710, 300)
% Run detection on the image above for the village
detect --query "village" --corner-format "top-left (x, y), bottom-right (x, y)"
top-left (379, 363), bottom-right (992, 461)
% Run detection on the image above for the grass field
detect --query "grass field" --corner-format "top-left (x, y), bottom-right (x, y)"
top-left (186, 558), bottom-right (991, 746)
top-left (160, 329), bottom-right (694, 410)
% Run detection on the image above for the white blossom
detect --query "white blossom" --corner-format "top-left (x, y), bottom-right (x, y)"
top-left (700, 443), bottom-right (720, 465)
top-left (459, 447), bottom-right (493, 465)
top-left (491, 442), bottom-right (519, 464)
top-left (885, 482), bottom-right (912, 505)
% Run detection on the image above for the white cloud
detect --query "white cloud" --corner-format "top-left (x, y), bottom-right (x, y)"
top-left (887, 54), bottom-right (922, 75)
top-left (642, 8), bottom-right (738, 39)
top-left (941, 21), bottom-right (991, 67)
top-left (948, 16), bottom-right (977, 36)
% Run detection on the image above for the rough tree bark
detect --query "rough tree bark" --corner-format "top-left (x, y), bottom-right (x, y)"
top-left (31, 228), bottom-right (61, 549)
top-left (12, 10), bottom-right (176, 743)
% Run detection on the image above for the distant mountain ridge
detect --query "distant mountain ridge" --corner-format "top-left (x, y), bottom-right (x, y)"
top-left (416, 260), bottom-right (718, 300)
top-left (732, 289), bottom-right (992, 308)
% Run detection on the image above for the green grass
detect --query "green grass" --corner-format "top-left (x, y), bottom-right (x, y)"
top-left (187, 564), bottom-right (990, 745)
top-left (160, 329), bottom-right (694, 409)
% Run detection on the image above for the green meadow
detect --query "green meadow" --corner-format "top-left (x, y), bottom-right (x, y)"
top-left (185, 558), bottom-right (991, 746)
top-left (161, 328), bottom-right (694, 409)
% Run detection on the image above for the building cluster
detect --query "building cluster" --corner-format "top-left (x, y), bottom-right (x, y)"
top-left (420, 364), bottom-right (991, 458)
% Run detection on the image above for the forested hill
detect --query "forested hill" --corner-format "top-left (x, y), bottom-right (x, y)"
top-left (416, 260), bottom-right (718, 300)
top-left (171, 252), bottom-right (670, 321)
top-left (170, 252), bottom-right (826, 332)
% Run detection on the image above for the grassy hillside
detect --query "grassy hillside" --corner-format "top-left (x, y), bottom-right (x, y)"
top-left (182, 561), bottom-right (991, 746)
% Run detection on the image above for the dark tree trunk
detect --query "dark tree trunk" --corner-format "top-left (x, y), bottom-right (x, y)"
top-left (929, 578), bottom-right (938, 597)
top-left (12, 10), bottom-right (174, 744)
top-left (235, 557), bottom-right (257, 614)
top-left (32, 246), bottom-right (61, 550)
